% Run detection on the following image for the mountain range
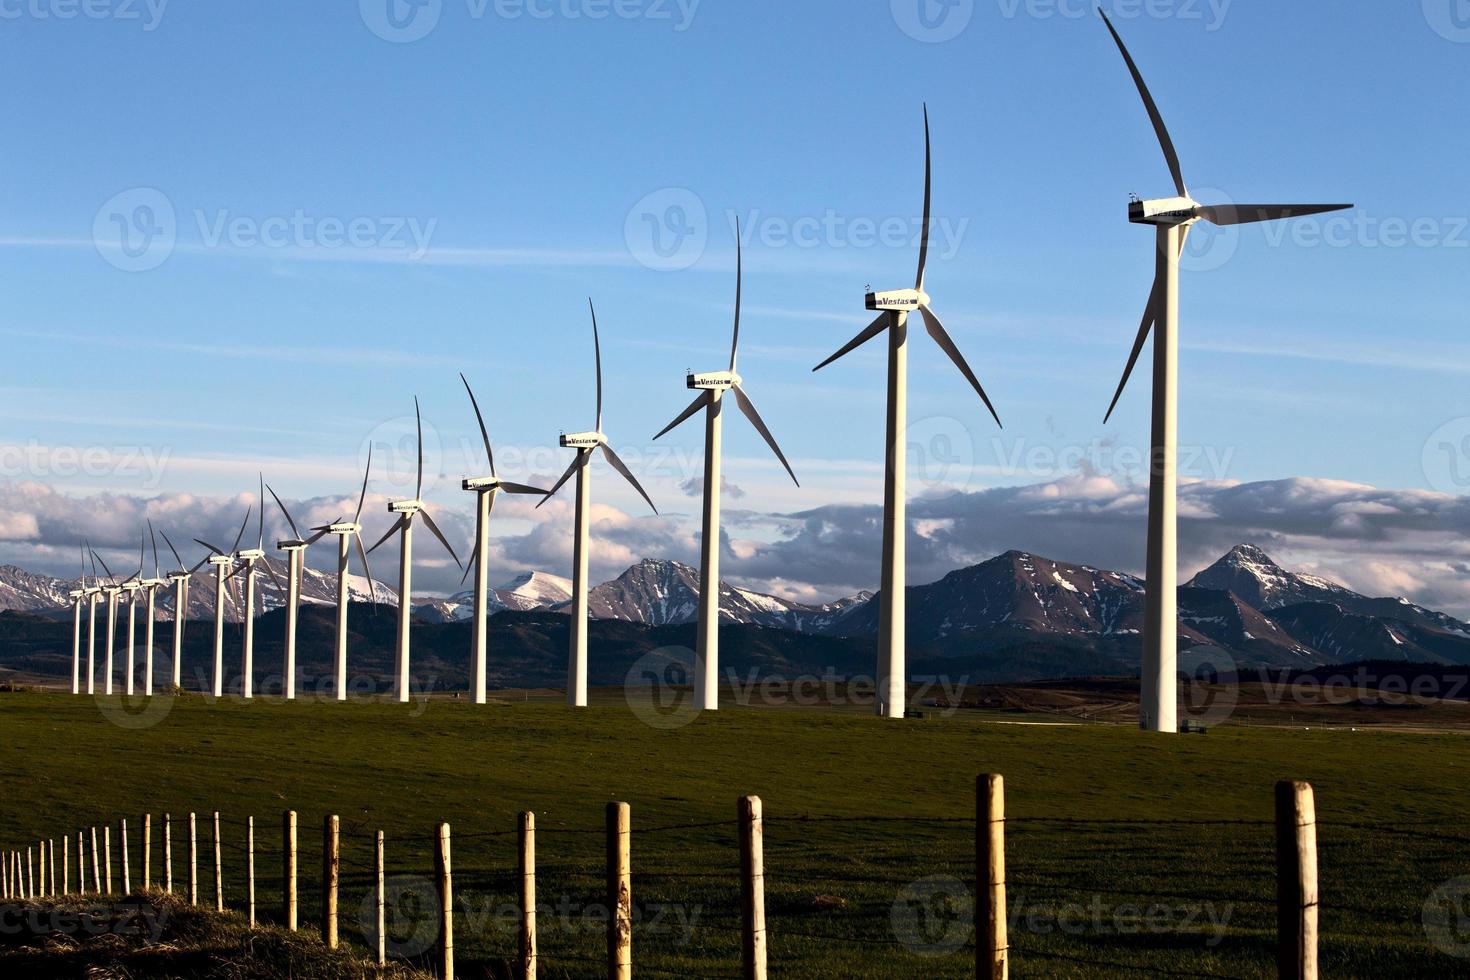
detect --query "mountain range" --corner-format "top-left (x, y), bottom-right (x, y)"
top-left (3, 544), bottom-right (1469, 675)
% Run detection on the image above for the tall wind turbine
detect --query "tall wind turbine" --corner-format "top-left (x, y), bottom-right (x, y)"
top-left (540, 300), bottom-right (658, 708)
top-left (268, 484), bottom-right (327, 702)
top-left (459, 374), bottom-right (547, 705)
top-left (83, 544), bottom-right (101, 695)
top-left (1096, 9), bottom-right (1351, 733)
top-left (196, 508), bottom-right (251, 699)
top-left (654, 226), bottom-right (799, 711)
top-left (227, 477), bottom-right (286, 699)
top-left (368, 400), bottom-right (462, 703)
top-left (91, 549), bottom-right (124, 696)
top-left (139, 523), bottom-right (167, 696)
top-left (310, 450), bottom-right (377, 701)
top-left (811, 106), bottom-right (1003, 719)
top-left (68, 545), bottom-right (89, 695)
top-left (158, 529), bottom-right (207, 691)
top-left (119, 531), bottom-right (146, 695)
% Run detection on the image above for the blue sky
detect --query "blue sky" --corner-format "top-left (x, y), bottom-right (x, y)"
top-left (3, 1), bottom-right (1469, 603)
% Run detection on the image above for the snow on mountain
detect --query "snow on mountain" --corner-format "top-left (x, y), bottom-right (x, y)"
top-left (0, 565), bottom-right (78, 613)
top-left (500, 571), bottom-right (572, 609)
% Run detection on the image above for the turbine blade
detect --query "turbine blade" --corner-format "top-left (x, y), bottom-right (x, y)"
top-left (1098, 8), bottom-right (1188, 198)
top-left (137, 529), bottom-right (145, 576)
top-left (159, 529), bottom-right (186, 573)
top-left (733, 385), bottom-right (799, 486)
top-left (600, 443), bottom-right (657, 515)
top-left (194, 539), bottom-right (225, 557)
top-left (188, 556), bottom-right (209, 575)
top-left (263, 557), bottom-right (286, 594)
top-left (413, 396), bottom-right (424, 501)
top-left (460, 373), bottom-right (496, 479)
top-left (1103, 275), bottom-right (1160, 424)
top-left (366, 516), bottom-right (405, 555)
top-left (461, 504), bottom-right (481, 587)
top-left (149, 520), bottom-right (160, 578)
top-left (230, 507), bottom-right (251, 554)
top-left (590, 298), bottom-right (603, 432)
top-left (257, 473), bottom-right (265, 550)
top-left (499, 482), bottom-right (548, 496)
top-left (654, 391), bottom-right (709, 441)
top-left (266, 484), bottom-right (303, 542)
top-left (536, 457), bottom-right (582, 509)
top-left (812, 312), bottom-right (890, 372)
top-left (354, 445), bottom-right (373, 524)
top-left (916, 103), bottom-right (932, 291)
top-left (306, 527), bottom-right (332, 546)
top-left (918, 304), bottom-right (1002, 428)
top-left (418, 508), bottom-right (463, 569)
top-left (1198, 203), bottom-right (1352, 227)
top-left (352, 531), bottom-right (377, 606)
top-left (730, 219), bottom-right (742, 372)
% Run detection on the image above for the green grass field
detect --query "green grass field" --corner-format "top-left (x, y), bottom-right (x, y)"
top-left (0, 690), bottom-right (1465, 978)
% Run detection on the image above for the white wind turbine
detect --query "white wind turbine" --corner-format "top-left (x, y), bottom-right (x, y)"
top-left (90, 548), bottom-right (125, 696)
top-left (139, 522), bottom-right (168, 696)
top-left (158, 529), bottom-right (208, 692)
top-left (119, 531), bottom-right (146, 696)
top-left (267, 484), bottom-right (329, 702)
top-left (368, 400), bottom-right (462, 703)
top-left (308, 450), bottom-right (378, 701)
top-left (195, 507), bottom-right (252, 699)
top-left (458, 374), bottom-right (548, 705)
top-left (68, 545), bottom-right (89, 695)
top-left (812, 105), bottom-right (1003, 720)
top-left (1095, 9), bottom-right (1350, 733)
top-left (540, 301), bottom-right (658, 707)
top-left (654, 226), bottom-right (799, 711)
top-left (225, 476), bottom-right (287, 700)
top-left (82, 544), bottom-right (102, 695)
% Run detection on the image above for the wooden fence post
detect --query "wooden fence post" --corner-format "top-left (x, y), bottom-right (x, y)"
top-left (78, 832), bottom-right (87, 893)
top-left (2, 850), bottom-right (8, 900)
top-left (63, 835), bottom-right (69, 896)
top-left (1276, 779), bottom-right (1319, 980)
top-left (104, 825), bottom-right (112, 894)
top-left (283, 810), bottom-right (298, 931)
top-left (977, 774), bottom-right (1008, 980)
top-left (520, 812), bottom-right (537, 980)
top-left (89, 827), bottom-right (99, 895)
top-left (143, 814), bottom-right (151, 890)
top-left (36, 842), bottom-right (44, 897)
top-left (435, 822), bottom-right (454, 980)
top-left (322, 815), bottom-right (340, 949)
top-left (606, 802), bottom-right (632, 980)
top-left (188, 812), bottom-right (198, 906)
top-left (49, 839), bottom-right (57, 896)
top-left (375, 831), bottom-right (386, 967)
top-left (739, 796), bottom-right (767, 980)
top-left (248, 816), bottom-right (256, 927)
top-left (164, 814), bottom-right (173, 894)
top-left (213, 812), bottom-right (224, 912)
top-left (120, 819), bottom-right (130, 895)
top-left (24, 847), bottom-right (31, 899)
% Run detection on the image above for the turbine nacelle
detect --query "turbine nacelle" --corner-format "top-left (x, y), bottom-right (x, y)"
top-left (327, 522), bottom-right (361, 535)
top-left (237, 549), bottom-right (266, 562)
top-left (207, 555), bottom-right (234, 568)
top-left (68, 589), bottom-right (84, 600)
top-left (865, 287), bottom-right (929, 312)
top-left (1129, 195), bottom-right (1200, 226)
top-left (142, 578), bottom-right (166, 588)
top-left (461, 476), bottom-right (503, 492)
top-left (120, 582), bottom-right (143, 595)
top-left (277, 540), bottom-right (309, 551)
top-left (560, 431), bottom-right (606, 450)
top-left (687, 370), bottom-right (741, 391)
top-left (388, 500), bottom-right (423, 515)
top-left (84, 586), bottom-right (103, 596)
top-left (166, 572), bottom-right (191, 583)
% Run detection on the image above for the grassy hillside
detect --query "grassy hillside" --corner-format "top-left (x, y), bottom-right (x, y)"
top-left (0, 691), bottom-right (1464, 977)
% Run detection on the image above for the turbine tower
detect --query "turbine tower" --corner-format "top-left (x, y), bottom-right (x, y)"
top-left (196, 508), bottom-right (251, 699)
top-left (459, 374), bottom-right (548, 705)
top-left (310, 450), bottom-right (377, 702)
top-left (268, 484), bottom-right (327, 702)
top-left (158, 529), bottom-right (207, 691)
top-left (540, 300), bottom-right (658, 708)
top-left (83, 545), bottom-right (101, 695)
top-left (654, 226), bottom-right (799, 711)
top-left (118, 530), bottom-right (146, 696)
top-left (811, 106), bottom-right (1002, 719)
top-left (368, 400), bottom-right (462, 703)
top-left (68, 545), bottom-right (88, 695)
top-left (1096, 9), bottom-right (1350, 733)
top-left (227, 477), bottom-right (286, 699)
top-left (140, 522), bottom-right (167, 696)
top-left (91, 549), bottom-right (124, 696)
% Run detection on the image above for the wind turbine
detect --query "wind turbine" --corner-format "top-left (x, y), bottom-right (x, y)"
top-left (368, 400), bottom-right (462, 703)
top-left (1095, 9), bottom-right (1351, 733)
top-left (119, 530), bottom-right (146, 695)
top-left (68, 545), bottom-right (89, 695)
top-left (158, 529), bottom-right (207, 692)
top-left (227, 476), bottom-right (286, 699)
top-left (811, 106), bottom-right (1002, 720)
top-left (138, 523), bottom-right (168, 696)
top-left (539, 300), bottom-right (658, 708)
top-left (310, 450), bottom-right (377, 701)
top-left (459, 374), bottom-right (548, 705)
top-left (91, 548), bottom-right (124, 696)
top-left (654, 225), bottom-right (799, 711)
top-left (82, 544), bottom-right (101, 695)
top-left (268, 484), bottom-right (326, 702)
top-left (196, 507), bottom-right (251, 699)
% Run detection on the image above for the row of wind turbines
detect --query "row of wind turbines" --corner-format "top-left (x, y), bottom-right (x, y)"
top-left (64, 11), bottom-right (1350, 731)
